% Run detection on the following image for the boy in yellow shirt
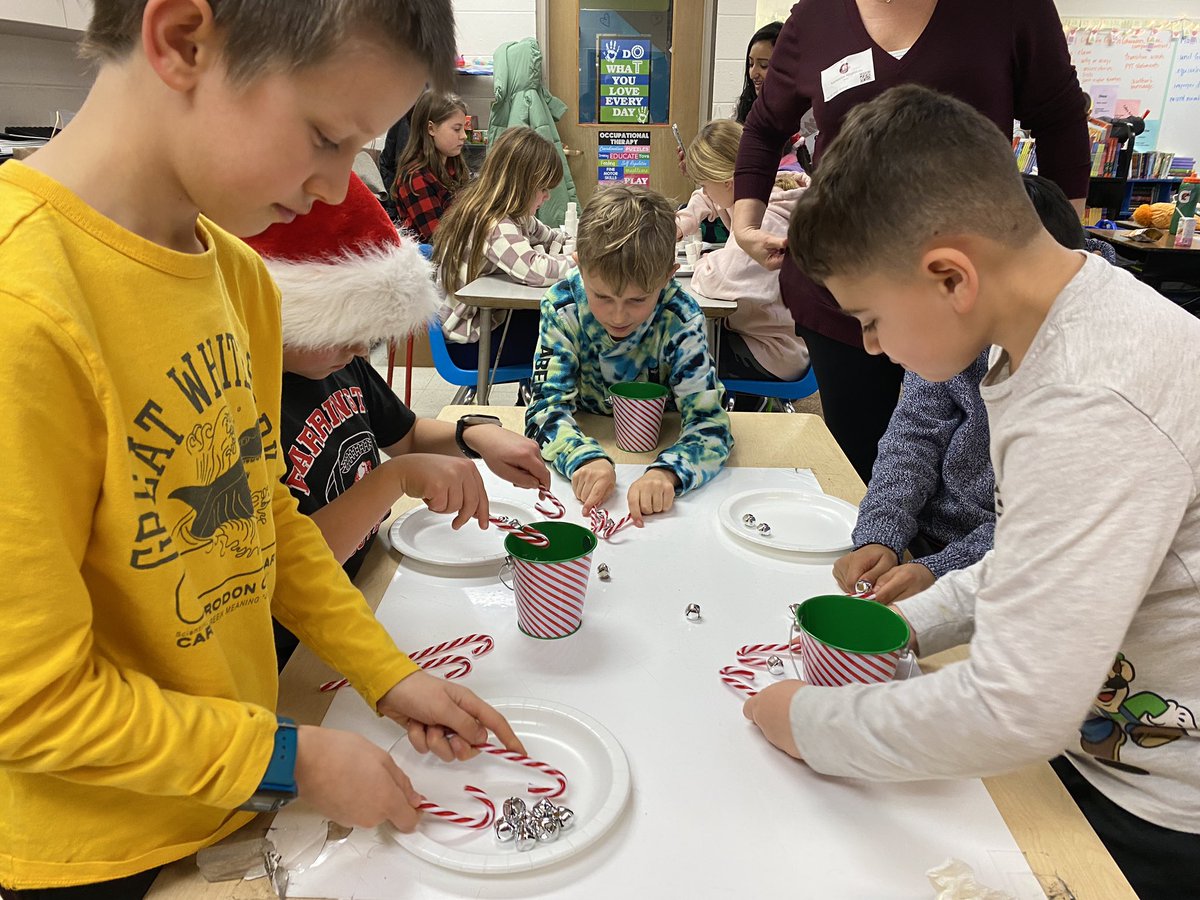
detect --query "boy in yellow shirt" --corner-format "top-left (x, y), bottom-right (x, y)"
top-left (0, 2), bottom-right (521, 896)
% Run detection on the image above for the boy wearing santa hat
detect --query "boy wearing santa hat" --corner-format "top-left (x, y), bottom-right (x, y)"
top-left (247, 176), bottom-right (549, 664)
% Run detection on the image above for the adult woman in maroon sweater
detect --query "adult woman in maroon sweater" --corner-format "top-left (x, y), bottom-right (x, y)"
top-left (733, 0), bottom-right (1089, 482)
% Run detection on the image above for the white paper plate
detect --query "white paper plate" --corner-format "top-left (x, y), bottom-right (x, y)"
top-left (385, 500), bottom-right (538, 567)
top-left (717, 489), bottom-right (858, 554)
top-left (388, 698), bottom-right (631, 874)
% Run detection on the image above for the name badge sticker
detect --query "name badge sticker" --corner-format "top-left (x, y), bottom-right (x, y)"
top-left (820, 48), bottom-right (876, 103)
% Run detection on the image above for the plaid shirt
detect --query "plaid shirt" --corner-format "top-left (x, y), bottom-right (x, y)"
top-left (394, 166), bottom-right (453, 243)
top-left (524, 271), bottom-right (732, 493)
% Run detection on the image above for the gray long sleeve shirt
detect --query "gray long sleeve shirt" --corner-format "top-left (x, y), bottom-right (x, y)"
top-left (852, 354), bottom-right (994, 577)
top-left (790, 254), bottom-right (1200, 833)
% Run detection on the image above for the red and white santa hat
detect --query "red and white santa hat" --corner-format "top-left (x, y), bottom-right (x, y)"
top-left (244, 174), bottom-right (440, 350)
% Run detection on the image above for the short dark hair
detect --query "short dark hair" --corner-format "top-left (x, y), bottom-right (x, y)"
top-left (1022, 174), bottom-right (1085, 251)
top-left (788, 85), bottom-right (1043, 283)
top-left (83, 0), bottom-right (456, 89)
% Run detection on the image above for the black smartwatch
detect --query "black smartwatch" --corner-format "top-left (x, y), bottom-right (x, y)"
top-left (455, 414), bottom-right (502, 459)
top-left (239, 716), bottom-right (299, 813)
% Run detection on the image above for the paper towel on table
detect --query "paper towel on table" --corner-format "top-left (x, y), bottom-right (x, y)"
top-left (927, 858), bottom-right (1015, 900)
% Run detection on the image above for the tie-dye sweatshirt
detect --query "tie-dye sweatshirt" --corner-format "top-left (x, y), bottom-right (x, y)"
top-left (525, 271), bottom-right (732, 493)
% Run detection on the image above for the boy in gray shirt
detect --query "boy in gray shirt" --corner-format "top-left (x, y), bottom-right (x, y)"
top-left (744, 85), bottom-right (1198, 899)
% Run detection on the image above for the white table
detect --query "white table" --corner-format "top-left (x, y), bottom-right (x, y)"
top-left (452, 273), bottom-right (737, 402)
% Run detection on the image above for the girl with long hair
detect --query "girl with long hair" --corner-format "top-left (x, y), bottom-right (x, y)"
top-left (391, 91), bottom-right (471, 242)
top-left (435, 126), bottom-right (572, 368)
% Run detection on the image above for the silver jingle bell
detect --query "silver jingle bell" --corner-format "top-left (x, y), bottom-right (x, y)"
top-left (536, 817), bottom-right (560, 843)
top-left (502, 797), bottom-right (527, 823)
top-left (494, 818), bottom-right (516, 843)
top-left (757, 522), bottom-right (772, 536)
top-left (766, 654), bottom-right (785, 676)
top-left (685, 603), bottom-right (702, 621)
top-left (597, 562), bottom-right (611, 581)
top-left (742, 513), bottom-right (757, 527)
top-left (531, 798), bottom-right (557, 819)
top-left (555, 806), bottom-right (575, 830)
top-left (854, 579), bottom-right (874, 595)
top-left (514, 824), bottom-right (538, 852)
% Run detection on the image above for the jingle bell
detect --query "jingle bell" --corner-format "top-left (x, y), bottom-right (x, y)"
top-left (854, 579), bottom-right (874, 595)
top-left (597, 562), bottom-right (611, 581)
top-left (555, 806), bottom-right (575, 830)
top-left (685, 603), bottom-right (702, 621)
top-left (494, 818), bottom-right (516, 843)
top-left (502, 797), bottom-right (527, 822)
top-left (531, 798), bottom-right (557, 819)
top-left (514, 823), bottom-right (538, 852)
top-left (767, 655), bottom-right (784, 676)
top-left (757, 522), bottom-right (772, 536)
top-left (742, 513), bottom-right (757, 527)
top-left (536, 817), bottom-right (560, 843)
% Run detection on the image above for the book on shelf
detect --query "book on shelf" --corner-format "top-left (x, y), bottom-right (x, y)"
top-left (1011, 136), bottom-right (1037, 174)
top-left (1129, 151), bottom-right (1177, 180)
top-left (1168, 156), bottom-right (1196, 178)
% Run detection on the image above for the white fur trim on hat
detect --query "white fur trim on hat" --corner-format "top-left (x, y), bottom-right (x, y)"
top-left (264, 240), bottom-right (441, 349)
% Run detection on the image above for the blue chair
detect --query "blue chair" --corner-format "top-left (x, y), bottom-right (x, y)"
top-left (722, 367), bottom-right (818, 413)
top-left (427, 322), bottom-right (532, 405)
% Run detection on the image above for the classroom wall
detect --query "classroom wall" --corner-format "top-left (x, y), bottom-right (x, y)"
top-left (0, 30), bottom-right (91, 127)
top-left (1054, 0), bottom-right (1198, 18)
top-left (712, 0), bottom-right (757, 120)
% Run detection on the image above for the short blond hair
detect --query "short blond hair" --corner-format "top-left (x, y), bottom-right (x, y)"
top-left (685, 119), bottom-right (743, 184)
top-left (576, 185), bottom-right (675, 294)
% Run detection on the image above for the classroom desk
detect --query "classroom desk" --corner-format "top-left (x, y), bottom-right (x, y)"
top-left (147, 408), bottom-right (1134, 900)
top-left (1087, 226), bottom-right (1200, 295)
top-left (451, 274), bottom-right (737, 402)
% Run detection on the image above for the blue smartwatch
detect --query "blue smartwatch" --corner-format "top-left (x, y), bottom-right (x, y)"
top-left (239, 716), bottom-right (299, 813)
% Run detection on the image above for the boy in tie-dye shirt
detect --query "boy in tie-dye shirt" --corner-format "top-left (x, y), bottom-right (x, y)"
top-left (525, 185), bottom-right (732, 524)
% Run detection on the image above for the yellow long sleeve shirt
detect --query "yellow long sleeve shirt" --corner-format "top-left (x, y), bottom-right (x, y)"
top-left (0, 163), bottom-right (418, 889)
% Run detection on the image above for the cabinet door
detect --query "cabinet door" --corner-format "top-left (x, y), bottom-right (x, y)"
top-left (0, 0), bottom-right (67, 28)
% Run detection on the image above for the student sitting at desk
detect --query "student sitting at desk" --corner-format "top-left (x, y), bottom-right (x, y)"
top-left (525, 185), bottom-right (732, 525)
top-left (434, 126), bottom-right (573, 370)
top-left (744, 86), bottom-right (1199, 900)
top-left (246, 175), bottom-right (550, 667)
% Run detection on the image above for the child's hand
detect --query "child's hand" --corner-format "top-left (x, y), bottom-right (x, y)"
top-left (832, 543), bottom-right (900, 593)
top-left (394, 453), bottom-right (489, 530)
top-left (742, 680), bottom-right (805, 759)
top-left (572, 459), bottom-right (616, 513)
top-left (871, 562), bottom-right (935, 604)
top-left (377, 670), bottom-right (526, 762)
top-left (462, 424), bottom-right (551, 491)
top-left (626, 468), bottom-right (680, 526)
top-left (294, 724), bottom-right (424, 831)
top-left (676, 146), bottom-right (687, 175)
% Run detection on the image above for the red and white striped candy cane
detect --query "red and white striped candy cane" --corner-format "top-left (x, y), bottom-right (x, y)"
top-left (719, 665), bottom-right (759, 698)
top-left (534, 488), bottom-right (566, 519)
top-left (409, 633), bottom-right (494, 662)
top-left (491, 515), bottom-right (550, 547)
top-left (736, 641), bottom-right (802, 669)
top-left (588, 507), bottom-right (635, 541)
top-left (472, 744), bottom-right (569, 799)
top-left (417, 784), bottom-right (495, 829)
top-left (319, 633), bottom-right (495, 692)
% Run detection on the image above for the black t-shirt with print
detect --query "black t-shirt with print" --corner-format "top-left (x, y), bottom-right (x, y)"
top-left (280, 357), bottom-right (416, 579)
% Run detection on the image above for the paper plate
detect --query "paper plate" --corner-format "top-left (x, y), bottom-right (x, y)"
top-left (385, 500), bottom-right (538, 567)
top-left (717, 489), bottom-right (858, 554)
top-left (388, 698), bottom-right (630, 873)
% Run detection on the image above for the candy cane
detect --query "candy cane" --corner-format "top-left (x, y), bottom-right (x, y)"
top-left (534, 488), bottom-right (566, 519)
top-left (417, 784), bottom-right (495, 829)
top-left (588, 507), bottom-right (635, 541)
top-left (736, 642), bottom-right (802, 669)
top-left (320, 633), bottom-right (495, 692)
top-left (719, 665), bottom-right (759, 698)
top-left (490, 515), bottom-right (550, 547)
top-left (472, 744), bottom-right (569, 799)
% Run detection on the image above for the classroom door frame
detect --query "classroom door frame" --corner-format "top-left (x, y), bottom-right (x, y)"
top-left (541, 0), bottom-right (716, 210)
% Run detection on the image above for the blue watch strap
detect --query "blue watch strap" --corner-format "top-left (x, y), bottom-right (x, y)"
top-left (260, 715), bottom-right (298, 792)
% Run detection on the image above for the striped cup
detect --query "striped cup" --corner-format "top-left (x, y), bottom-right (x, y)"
top-left (501, 522), bottom-right (597, 639)
top-left (792, 595), bottom-right (911, 686)
top-left (610, 381), bottom-right (669, 453)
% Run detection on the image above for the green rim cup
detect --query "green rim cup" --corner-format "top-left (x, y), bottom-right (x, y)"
top-left (794, 595), bottom-right (910, 654)
top-left (503, 521), bottom-right (597, 564)
top-left (609, 381), bottom-right (669, 401)
top-left (503, 522), bottom-right (597, 640)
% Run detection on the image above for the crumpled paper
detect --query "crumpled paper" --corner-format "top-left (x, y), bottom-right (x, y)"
top-left (927, 858), bottom-right (1015, 900)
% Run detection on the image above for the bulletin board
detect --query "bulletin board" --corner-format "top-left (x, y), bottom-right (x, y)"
top-left (1063, 19), bottom-right (1200, 158)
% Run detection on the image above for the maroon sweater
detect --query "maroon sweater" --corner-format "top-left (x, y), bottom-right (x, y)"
top-left (735, 0), bottom-right (1090, 346)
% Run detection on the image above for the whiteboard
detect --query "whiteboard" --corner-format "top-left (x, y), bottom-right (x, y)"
top-left (1160, 34), bottom-right (1200, 158)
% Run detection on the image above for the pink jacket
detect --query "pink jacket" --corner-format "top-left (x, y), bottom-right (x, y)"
top-left (684, 186), bottom-right (810, 381)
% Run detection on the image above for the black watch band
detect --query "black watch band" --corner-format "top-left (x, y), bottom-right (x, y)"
top-left (455, 415), bottom-right (502, 459)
